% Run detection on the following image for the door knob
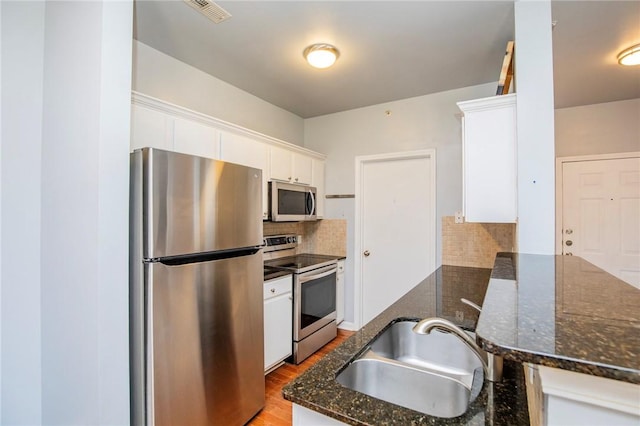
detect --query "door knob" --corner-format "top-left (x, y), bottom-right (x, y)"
top-left (565, 240), bottom-right (573, 246)
top-left (363, 250), bottom-right (370, 257)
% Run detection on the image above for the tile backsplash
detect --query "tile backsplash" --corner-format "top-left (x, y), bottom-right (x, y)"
top-left (263, 219), bottom-right (347, 257)
top-left (442, 216), bottom-right (515, 268)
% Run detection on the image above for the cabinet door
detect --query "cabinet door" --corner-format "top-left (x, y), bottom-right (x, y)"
top-left (292, 153), bottom-right (313, 185)
top-left (312, 159), bottom-right (325, 218)
top-left (336, 260), bottom-right (345, 324)
top-left (270, 146), bottom-right (293, 182)
top-left (173, 118), bottom-right (219, 159)
top-left (458, 94), bottom-right (517, 223)
top-left (130, 104), bottom-right (171, 151)
top-left (263, 276), bottom-right (293, 372)
top-left (220, 132), bottom-right (270, 219)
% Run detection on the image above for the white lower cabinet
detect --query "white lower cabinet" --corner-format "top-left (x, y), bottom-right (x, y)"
top-left (336, 260), bottom-right (345, 325)
top-left (264, 274), bottom-right (293, 373)
top-left (293, 404), bottom-right (346, 425)
top-left (528, 364), bottom-right (640, 426)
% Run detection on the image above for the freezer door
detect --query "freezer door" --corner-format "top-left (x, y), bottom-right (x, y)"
top-left (145, 252), bottom-right (264, 426)
top-left (133, 148), bottom-right (263, 259)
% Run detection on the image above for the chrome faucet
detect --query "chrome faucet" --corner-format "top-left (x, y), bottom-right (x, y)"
top-left (412, 317), bottom-right (503, 382)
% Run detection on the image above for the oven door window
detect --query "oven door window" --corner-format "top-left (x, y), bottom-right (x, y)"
top-left (301, 271), bottom-right (336, 329)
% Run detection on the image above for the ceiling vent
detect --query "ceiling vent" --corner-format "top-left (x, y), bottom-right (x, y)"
top-left (183, 0), bottom-right (232, 24)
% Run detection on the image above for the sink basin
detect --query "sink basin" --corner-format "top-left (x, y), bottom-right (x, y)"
top-left (336, 320), bottom-right (483, 418)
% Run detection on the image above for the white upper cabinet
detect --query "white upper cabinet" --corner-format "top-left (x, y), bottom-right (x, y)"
top-left (172, 117), bottom-right (219, 159)
top-left (220, 131), bottom-right (270, 220)
top-left (312, 158), bottom-right (325, 218)
top-left (293, 153), bottom-right (313, 185)
top-left (269, 146), bottom-right (293, 182)
top-left (131, 104), bottom-right (219, 160)
top-left (270, 146), bottom-right (313, 185)
top-left (130, 104), bottom-right (171, 151)
top-left (131, 93), bottom-right (326, 221)
top-left (457, 94), bottom-right (517, 223)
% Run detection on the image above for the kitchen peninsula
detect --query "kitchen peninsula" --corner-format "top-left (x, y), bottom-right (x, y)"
top-left (284, 254), bottom-right (640, 425)
top-left (283, 265), bottom-right (530, 425)
top-left (478, 252), bottom-right (639, 384)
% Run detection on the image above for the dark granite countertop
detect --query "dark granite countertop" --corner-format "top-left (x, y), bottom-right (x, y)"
top-left (477, 253), bottom-right (640, 384)
top-left (283, 265), bottom-right (529, 425)
top-left (263, 268), bottom-right (292, 282)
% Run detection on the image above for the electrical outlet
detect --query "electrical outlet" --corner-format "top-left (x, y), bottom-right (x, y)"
top-left (455, 211), bottom-right (464, 224)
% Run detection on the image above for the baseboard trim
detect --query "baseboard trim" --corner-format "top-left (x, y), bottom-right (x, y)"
top-left (338, 321), bottom-right (357, 331)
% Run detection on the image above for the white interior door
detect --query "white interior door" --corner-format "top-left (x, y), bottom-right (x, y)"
top-left (356, 151), bottom-right (436, 326)
top-left (561, 156), bottom-right (640, 288)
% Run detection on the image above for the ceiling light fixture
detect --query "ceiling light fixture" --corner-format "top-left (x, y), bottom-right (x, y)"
top-left (617, 43), bottom-right (640, 66)
top-left (303, 44), bottom-right (340, 69)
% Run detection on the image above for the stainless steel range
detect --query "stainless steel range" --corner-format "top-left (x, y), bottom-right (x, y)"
top-left (264, 235), bottom-right (338, 364)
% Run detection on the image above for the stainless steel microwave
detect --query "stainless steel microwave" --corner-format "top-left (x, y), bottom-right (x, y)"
top-left (269, 181), bottom-right (317, 222)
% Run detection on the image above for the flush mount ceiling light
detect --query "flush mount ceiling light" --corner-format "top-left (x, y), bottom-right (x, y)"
top-left (303, 44), bottom-right (340, 69)
top-left (617, 43), bottom-right (640, 66)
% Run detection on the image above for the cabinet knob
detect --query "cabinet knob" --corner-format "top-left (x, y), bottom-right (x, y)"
top-left (270, 288), bottom-right (275, 293)
top-left (363, 250), bottom-right (370, 257)
top-left (565, 240), bottom-right (573, 246)
top-left (295, 177), bottom-right (299, 182)
top-left (288, 177), bottom-right (292, 181)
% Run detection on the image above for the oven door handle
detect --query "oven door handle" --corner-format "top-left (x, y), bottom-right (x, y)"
top-left (298, 266), bottom-right (337, 284)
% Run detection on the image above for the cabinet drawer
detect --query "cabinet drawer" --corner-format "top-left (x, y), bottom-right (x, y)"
top-left (264, 275), bottom-right (292, 300)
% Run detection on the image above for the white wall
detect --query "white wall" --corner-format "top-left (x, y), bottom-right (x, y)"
top-left (133, 41), bottom-right (306, 146)
top-left (304, 82), bottom-right (497, 324)
top-left (1, 2), bottom-right (45, 423)
top-left (514, 0), bottom-right (556, 255)
top-left (555, 99), bottom-right (640, 157)
top-left (1, 2), bottom-right (132, 424)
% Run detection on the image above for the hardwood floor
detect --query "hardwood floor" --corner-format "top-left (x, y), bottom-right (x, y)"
top-left (248, 329), bottom-right (354, 426)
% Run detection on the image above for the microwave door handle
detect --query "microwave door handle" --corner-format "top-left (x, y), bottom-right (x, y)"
top-left (309, 189), bottom-right (316, 216)
top-left (299, 267), bottom-right (337, 284)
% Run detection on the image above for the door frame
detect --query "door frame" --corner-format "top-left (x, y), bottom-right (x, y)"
top-left (555, 151), bottom-right (640, 255)
top-left (354, 149), bottom-right (436, 329)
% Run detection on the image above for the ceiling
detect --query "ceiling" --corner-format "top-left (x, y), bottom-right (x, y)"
top-left (134, 1), bottom-right (640, 119)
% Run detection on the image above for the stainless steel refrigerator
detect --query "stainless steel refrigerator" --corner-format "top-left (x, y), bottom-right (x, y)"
top-left (130, 148), bottom-right (265, 426)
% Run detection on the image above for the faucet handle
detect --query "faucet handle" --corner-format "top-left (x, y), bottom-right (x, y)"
top-left (460, 298), bottom-right (482, 313)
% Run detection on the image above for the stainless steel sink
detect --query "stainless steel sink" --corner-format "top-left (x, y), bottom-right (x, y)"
top-left (336, 320), bottom-right (484, 418)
